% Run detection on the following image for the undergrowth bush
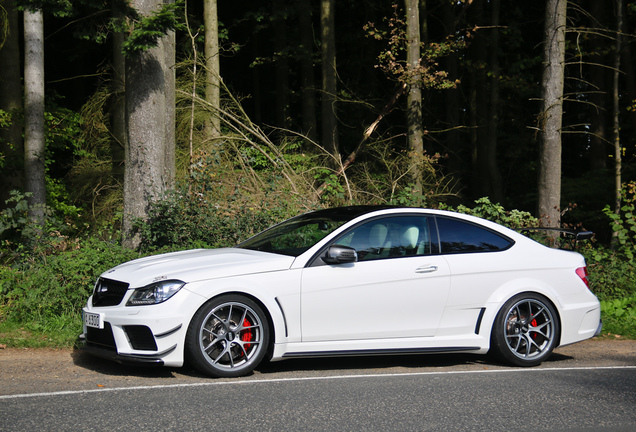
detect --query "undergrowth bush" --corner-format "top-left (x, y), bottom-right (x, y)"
top-left (600, 296), bottom-right (636, 337)
top-left (440, 197), bottom-right (539, 229)
top-left (578, 183), bottom-right (636, 336)
top-left (0, 238), bottom-right (140, 346)
top-left (582, 183), bottom-right (636, 301)
top-left (2, 192), bottom-right (636, 348)
top-left (135, 190), bottom-right (291, 251)
top-left (136, 151), bottom-right (320, 251)
top-left (0, 191), bottom-right (58, 255)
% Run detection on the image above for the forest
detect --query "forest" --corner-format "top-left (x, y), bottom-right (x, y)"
top-left (0, 0), bottom-right (635, 346)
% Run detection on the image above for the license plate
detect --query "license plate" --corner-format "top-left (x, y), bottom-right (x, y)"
top-left (83, 311), bottom-right (104, 329)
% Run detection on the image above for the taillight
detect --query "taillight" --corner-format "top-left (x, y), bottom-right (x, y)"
top-left (576, 267), bottom-right (590, 289)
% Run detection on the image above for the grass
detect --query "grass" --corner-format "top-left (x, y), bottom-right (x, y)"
top-left (598, 315), bottom-right (636, 339)
top-left (0, 317), bottom-right (82, 348)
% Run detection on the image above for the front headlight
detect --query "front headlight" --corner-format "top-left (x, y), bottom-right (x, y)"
top-left (126, 280), bottom-right (185, 306)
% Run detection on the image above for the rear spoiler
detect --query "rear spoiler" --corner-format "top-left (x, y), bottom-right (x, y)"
top-left (515, 228), bottom-right (594, 250)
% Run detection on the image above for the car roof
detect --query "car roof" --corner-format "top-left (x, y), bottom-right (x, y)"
top-left (304, 206), bottom-right (523, 240)
top-left (305, 205), bottom-right (399, 221)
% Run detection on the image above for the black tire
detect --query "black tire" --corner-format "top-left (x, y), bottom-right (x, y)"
top-left (490, 293), bottom-right (560, 367)
top-left (185, 294), bottom-right (270, 378)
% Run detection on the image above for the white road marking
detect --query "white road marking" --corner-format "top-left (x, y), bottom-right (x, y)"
top-left (1, 365), bottom-right (635, 401)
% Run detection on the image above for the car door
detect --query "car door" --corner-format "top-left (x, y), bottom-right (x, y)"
top-left (300, 215), bottom-right (451, 342)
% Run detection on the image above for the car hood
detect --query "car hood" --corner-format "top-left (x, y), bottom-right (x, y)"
top-left (100, 248), bottom-right (296, 288)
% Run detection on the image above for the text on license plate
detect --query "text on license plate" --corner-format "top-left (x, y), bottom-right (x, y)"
top-left (84, 311), bottom-right (104, 329)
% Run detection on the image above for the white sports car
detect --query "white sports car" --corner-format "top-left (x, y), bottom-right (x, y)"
top-left (81, 206), bottom-right (602, 377)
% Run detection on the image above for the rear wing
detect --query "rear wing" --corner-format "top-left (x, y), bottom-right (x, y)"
top-left (515, 227), bottom-right (594, 250)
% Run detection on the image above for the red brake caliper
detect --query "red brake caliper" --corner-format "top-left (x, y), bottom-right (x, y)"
top-left (530, 319), bottom-right (538, 339)
top-left (241, 318), bottom-right (253, 351)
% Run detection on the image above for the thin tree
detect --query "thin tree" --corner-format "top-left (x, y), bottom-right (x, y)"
top-left (405, 0), bottom-right (424, 203)
top-left (0, 0), bottom-right (24, 205)
top-left (23, 6), bottom-right (46, 226)
top-left (299, 0), bottom-right (317, 143)
top-left (440, 0), bottom-right (462, 181)
top-left (485, 0), bottom-right (503, 203)
top-left (164, 2), bottom-right (176, 179)
top-left (468, 0), bottom-right (502, 202)
top-left (111, 0), bottom-right (127, 184)
top-left (204, 0), bottom-right (221, 140)
top-left (612, 0), bottom-right (623, 219)
top-left (273, 0), bottom-right (290, 129)
top-left (587, 0), bottom-right (608, 172)
top-left (468, 0), bottom-right (487, 200)
top-left (537, 0), bottom-right (567, 228)
top-left (320, 0), bottom-right (338, 157)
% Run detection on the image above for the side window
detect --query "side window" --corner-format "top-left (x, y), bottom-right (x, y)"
top-left (436, 217), bottom-right (513, 253)
top-left (337, 216), bottom-right (432, 261)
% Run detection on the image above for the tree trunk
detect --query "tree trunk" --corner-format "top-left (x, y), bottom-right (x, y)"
top-left (122, 0), bottom-right (176, 249)
top-left (405, 0), bottom-right (424, 203)
top-left (23, 8), bottom-right (46, 225)
top-left (469, 0), bottom-right (489, 200)
top-left (273, 0), bottom-right (290, 129)
top-left (163, 4), bottom-right (176, 186)
top-left (299, 0), bottom-right (317, 143)
top-left (588, 0), bottom-right (608, 172)
top-left (485, 0), bottom-right (503, 203)
top-left (320, 0), bottom-right (338, 157)
top-left (537, 0), bottom-right (567, 228)
top-left (441, 0), bottom-right (462, 185)
top-left (112, 0), bottom-right (126, 184)
top-left (620, 9), bottom-right (636, 164)
top-left (204, 0), bottom-right (221, 140)
top-left (613, 0), bottom-right (623, 217)
top-left (419, 0), bottom-right (428, 45)
top-left (0, 0), bottom-right (24, 206)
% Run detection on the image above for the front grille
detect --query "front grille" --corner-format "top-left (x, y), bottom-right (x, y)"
top-left (92, 278), bottom-right (129, 307)
top-left (123, 325), bottom-right (158, 351)
top-left (86, 322), bottom-right (117, 350)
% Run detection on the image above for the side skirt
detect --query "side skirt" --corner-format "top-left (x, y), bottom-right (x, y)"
top-left (282, 346), bottom-right (481, 359)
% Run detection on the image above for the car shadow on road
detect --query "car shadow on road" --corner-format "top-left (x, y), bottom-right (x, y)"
top-left (256, 350), bottom-right (574, 375)
top-left (70, 348), bottom-right (196, 379)
top-left (70, 348), bottom-right (576, 380)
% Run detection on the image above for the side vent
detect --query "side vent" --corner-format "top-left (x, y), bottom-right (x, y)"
top-left (123, 325), bottom-right (158, 351)
top-left (475, 308), bottom-right (486, 334)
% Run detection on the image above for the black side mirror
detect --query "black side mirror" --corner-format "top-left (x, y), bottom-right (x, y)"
top-left (322, 245), bottom-right (358, 264)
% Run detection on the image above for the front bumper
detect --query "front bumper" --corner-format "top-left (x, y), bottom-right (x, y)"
top-left (80, 287), bottom-right (204, 368)
top-left (78, 333), bottom-right (170, 366)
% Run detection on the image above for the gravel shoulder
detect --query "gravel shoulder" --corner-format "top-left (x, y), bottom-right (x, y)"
top-left (1, 338), bottom-right (635, 396)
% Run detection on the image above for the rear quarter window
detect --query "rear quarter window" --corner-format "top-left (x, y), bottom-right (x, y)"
top-left (436, 217), bottom-right (513, 254)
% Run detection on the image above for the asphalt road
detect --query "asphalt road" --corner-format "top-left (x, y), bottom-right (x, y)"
top-left (1, 339), bottom-right (635, 431)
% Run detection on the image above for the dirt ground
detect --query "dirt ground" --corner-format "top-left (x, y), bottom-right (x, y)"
top-left (1, 338), bottom-right (635, 397)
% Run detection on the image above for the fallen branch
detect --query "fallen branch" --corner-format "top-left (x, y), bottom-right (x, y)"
top-left (316, 82), bottom-right (407, 197)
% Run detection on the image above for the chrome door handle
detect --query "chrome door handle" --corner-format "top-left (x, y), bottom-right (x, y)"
top-left (415, 265), bottom-right (438, 274)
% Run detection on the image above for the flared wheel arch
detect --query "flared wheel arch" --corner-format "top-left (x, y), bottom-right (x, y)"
top-left (186, 292), bottom-right (277, 368)
top-left (489, 291), bottom-right (563, 365)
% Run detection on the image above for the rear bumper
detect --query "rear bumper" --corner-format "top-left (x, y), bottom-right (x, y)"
top-left (595, 320), bottom-right (603, 336)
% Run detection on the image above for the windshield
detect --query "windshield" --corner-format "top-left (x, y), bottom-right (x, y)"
top-left (238, 215), bottom-right (347, 257)
top-left (238, 206), bottom-right (392, 257)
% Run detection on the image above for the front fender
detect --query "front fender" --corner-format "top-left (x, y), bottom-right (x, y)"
top-left (183, 268), bottom-right (302, 345)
